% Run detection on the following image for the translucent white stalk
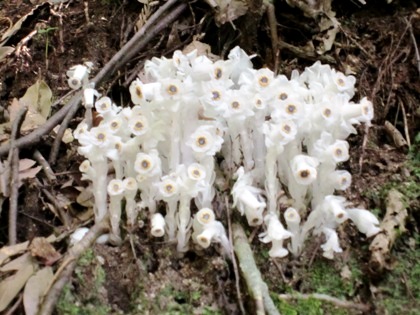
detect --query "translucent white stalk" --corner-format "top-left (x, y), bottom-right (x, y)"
top-left (123, 177), bottom-right (138, 229)
top-left (176, 194), bottom-right (192, 252)
top-left (284, 207), bottom-right (302, 256)
top-left (107, 179), bottom-right (124, 244)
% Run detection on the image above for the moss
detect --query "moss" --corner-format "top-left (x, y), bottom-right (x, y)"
top-left (57, 249), bottom-right (110, 315)
top-left (272, 293), bottom-right (352, 315)
top-left (376, 233), bottom-right (420, 314)
top-left (301, 260), bottom-right (360, 298)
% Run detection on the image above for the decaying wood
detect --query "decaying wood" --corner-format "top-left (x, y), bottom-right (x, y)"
top-left (233, 223), bottom-right (280, 315)
top-left (384, 120), bottom-right (408, 149)
top-left (369, 189), bottom-right (408, 271)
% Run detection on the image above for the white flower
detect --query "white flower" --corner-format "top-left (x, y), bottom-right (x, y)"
top-left (323, 195), bottom-right (348, 224)
top-left (195, 221), bottom-right (230, 252)
top-left (187, 163), bottom-right (207, 181)
top-left (134, 150), bottom-right (161, 177)
top-left (129, 79), bottom-right (161, 105)
top-left (232, 167), bottom-right (266, 226)
top-left (312, 132), bottom-right (349, 164)
top-left (195, 208), bottom-right (216, 225)
top-left (223, 88), bottom-right (254, 121)
top-left (187, 125), bottom-right (224, 157)
top-left (272, 97), bottom-right (305, 121)
top-left (259, 213), bottom-right (292, 258)
top-left (341, 97), bottom-right (374, 125)
top-left (263, 120), bottom-right (297, 149)
top-left (329, 170), bottom-right (352, 191)
top-left (67, 63), bottom-right (91, 90)
top-left (128, 115), bottom-right (149, 136)
top-left (321, 227), bottom-right (342, 259)
top-left (157, 175), bottom-right (180, 200)
top-left (331, 70), bottom-right (356, 96)
top-left (347, 208), bottom-right (380, 237)
top-left (83, 87), bottom-right (99, 109)
top-left (151, 213), bottom-right (166, 237)
top-left (95, 96), bottom-right (113, 115)
top-left (290, 155), bottom-right (319, 185)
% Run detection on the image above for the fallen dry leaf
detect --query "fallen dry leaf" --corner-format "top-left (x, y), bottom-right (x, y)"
top-left (204, 0), bottom-right (248, 26)
top-left (23, 267), bottom-right (54, 315)
top-left (8, 80), bottom-right (52, 132)
top-left (0, 253), bottom-right (37, 312)
top-left (0, 241), bottom-right (29, 266)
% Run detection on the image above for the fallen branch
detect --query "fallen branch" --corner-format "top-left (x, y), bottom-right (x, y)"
top-left (278, 292), bottom-right (370, 312)
top-left (233, 223), bottom-right (280, 315)
top-left (33, 149), bottom-right (57, 183)
top-left (38, 219), bottom-right (109, 315)
top-left (48, 0), bottom-right (187, 164)
top-left (0, 0), bottom-right (187, 159)
top-left (226, 197), bottom-right (246, 315)
top-left (369, 189), bottom-right (408, 271)
top-left (8, 106), bottom-right (28, 245)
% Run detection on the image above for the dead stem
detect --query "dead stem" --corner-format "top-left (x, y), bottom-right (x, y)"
top-left (265, 1), bottom-right (280, 73)
top-left (233, 223), bottom-right (280, 315)
top-left (35, 178), bottom-right (72, 228)
top-left (8, 106), bottom-right (28, 245)
top-left (405, 17), bottom-right (420, 78)
top-left (358, 125), bottom-right (370, 175)
top-left (278, 293), bottom-right (371, 312)
top-left (33, 149), bottom-right (57, 183)
top-left (226, 196), bottom-right (246, 315)
top-left (38, 219), bottom-right (109, 315)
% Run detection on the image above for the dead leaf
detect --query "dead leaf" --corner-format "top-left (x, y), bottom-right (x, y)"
top-left (0, 253), bottom-right (36, 312)
top-left (204, 0), bottom-right (248, 26)
top-left (29, 237), bottom-right (61, 266)
top-left (316, 16), bottom-right (340, 55)
top-left (0, 241), bottom-right (29, 266)
top-left (19, 166), bottom-right (42, 182)
top-left (0, 46), bottom-right (14, 62)
top-left (76, 186), bottom-right (94, 208)
top-left (23, 267), bottom-right (54, 315)
top-left (19, 159), bottom-right (37, 171)
top-left (0, 3), bottom-right (49, 46)
top-left (9, 80), bottom-right (52, 132)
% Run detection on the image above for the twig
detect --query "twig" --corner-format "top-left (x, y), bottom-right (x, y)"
top-left (399, 98), bottom-right (411, 147)
top-left (233, 223), bottom-right (280, 315)
top-left (33, 150), bottom-right (57, 182)
top-left (0, 93), bottom-right (79, 157)
top-left (358, 125), bottom-right (370, 175)
top-left (405, 17), bottom-right (420, 78)
top-left (226, 196), bottom-right (246, 315)
top-left (265, 1), bottom-right (280, 73)
top-left (35, 178), bottom-right (72, 227)
top-left (38, 219), bottom-right (109, 315)
top-left (48, 0), bottom-right (187, 164)
top-left (8, 106), bottom-right (28, 245)
top-left (278, 40), bottom-right (336, 63)
top-left (278, 292), bottom-right (370, 312)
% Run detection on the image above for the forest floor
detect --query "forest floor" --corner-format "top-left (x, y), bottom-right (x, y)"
top-left (0, 0), bottom-right (419, 314)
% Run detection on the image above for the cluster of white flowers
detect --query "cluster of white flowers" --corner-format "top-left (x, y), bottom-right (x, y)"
top-left (70, 47), bottom-right (380, 258)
